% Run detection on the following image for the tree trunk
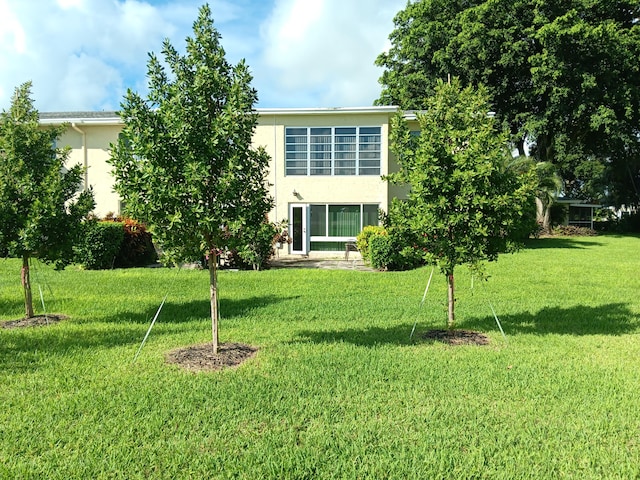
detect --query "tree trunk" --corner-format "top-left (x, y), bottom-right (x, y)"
top-left (447, 271), bottom-right (455, 330)
top-left (208, 250), bottom-right (219, 354)
top-left (21, 255), bottom-right (34, 318)
top-left (542, 208), bottom-right (551, 233)
top-left (536, 197), bottom-right (551, 233)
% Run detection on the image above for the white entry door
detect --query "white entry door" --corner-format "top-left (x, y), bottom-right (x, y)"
top-left (290, 204), bottom-right (308, 255)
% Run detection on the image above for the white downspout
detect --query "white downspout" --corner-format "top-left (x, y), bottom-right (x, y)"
top-left (273, 114), bottom-right (278, 221)
top-left (71, 123), bottom-right (88, 191)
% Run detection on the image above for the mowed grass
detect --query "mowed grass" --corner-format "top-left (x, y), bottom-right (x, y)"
top-left (1, 235), bottom-right (640, 479)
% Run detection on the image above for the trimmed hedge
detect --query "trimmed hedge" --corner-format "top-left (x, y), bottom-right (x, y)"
top-left (356, 225), bottom-right (386, 261)
top-left (76, 221), bottom-right (124, 270)
top-left (76, 217), bottom-right (157, 270)
top-left (369, 233), bottom-right (395, 270)
top-left (368, 230), bottom-right (424, 271)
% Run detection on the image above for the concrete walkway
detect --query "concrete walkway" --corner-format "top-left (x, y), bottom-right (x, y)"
top-left (269, 257), bottom-right (375, 271)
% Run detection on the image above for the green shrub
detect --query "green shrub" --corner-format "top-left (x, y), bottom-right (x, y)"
top-left (234, 220), bottom-right (279, 270)
top-left (369, 233), bottom-right (394, 270)
top-left (113, 218), bottom-right (157, 268)
top-left (512, 200), bottom-right (539, 240)
top-left (593, 210), bottom-right (640, 233)
top-left (549, 203), bottom-right (569, 227)
top-left (356, 225), bottom-right (386, 261)
top-left (397, 244), bottom-right (426, 270)
top-left (369, 230), bottom-right (425, 271)
top-left (76, 220), bottom-right (124, 269)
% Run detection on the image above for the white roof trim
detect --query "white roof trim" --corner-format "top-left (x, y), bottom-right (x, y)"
top-left (39, 116), bottom-right (122, 126)
top-left (39, 106), bottom-right (404, 125)
top-left (556, 199), bottom-right (601, 207)
top-left (256, 106), bottom-right (400, 115)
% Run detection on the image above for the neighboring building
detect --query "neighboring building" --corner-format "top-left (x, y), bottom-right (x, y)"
top-left (555, 198), bottom-right (601, 230)
top-left (40, 107), bottom-right (412, 257)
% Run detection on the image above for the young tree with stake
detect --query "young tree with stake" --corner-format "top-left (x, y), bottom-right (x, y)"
top-left (387, 80), bottom-right (536, 329)
top-left (109, 4), bottom-right (273, 354)
top-left (0, 82), bottom-right (95, 318)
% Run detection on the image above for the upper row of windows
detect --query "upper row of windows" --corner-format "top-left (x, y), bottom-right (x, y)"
top-left (285, 126), bottom-right (381, 176)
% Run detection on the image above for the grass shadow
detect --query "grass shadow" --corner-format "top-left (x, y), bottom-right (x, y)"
top-left (295, 303), bottom-right (639, 347)
top-left (524, 237), bottom-right (604, 250)
top-left (98, 294), bottom-right (295, 324)
top-left (296, 323), bottom-right (420, 347)
top-left (460, 303), bottom-right (639, 336)
top-left (1, 295), bottom-right (297, 372)
top-left (0, 298), bottom-right (25, 318)
top-left (0, 323), bottom-right (148, 372)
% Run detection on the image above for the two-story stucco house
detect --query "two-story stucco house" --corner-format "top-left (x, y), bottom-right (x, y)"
top-left (40, 106), bottom-right (412, 257)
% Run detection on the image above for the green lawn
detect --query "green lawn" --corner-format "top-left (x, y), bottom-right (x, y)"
top-left (1, 235), bottom-right (640, 479)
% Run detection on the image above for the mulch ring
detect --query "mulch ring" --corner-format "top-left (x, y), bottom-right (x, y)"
top-left (1, 314), bottom-right (68, 329)
top-left (166, 342), bottom-right (258, 372)
top-left (422, 329), bottom-right (490, 346)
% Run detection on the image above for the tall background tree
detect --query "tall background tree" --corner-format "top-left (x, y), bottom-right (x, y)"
top-left (377, 0), bottom-right (640, 207)
top-left (387, 80), bottom-right (536, 329)
top-left (109, 4), bottom-right (273, 354)
top-left (0, 82), bottom-right (94, 318)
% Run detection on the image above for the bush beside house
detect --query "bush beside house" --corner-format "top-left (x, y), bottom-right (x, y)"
top-left (220, 219), bottom-right (290, 271)
top-left (75, 221), bottom-right (125, 270)
top-left (357, 226), bottom-right (424, 271)
top-left (76, 217), bottom-right (157, 270)
top-left (356, 225), bottom-right (386, 262)
top-left (114, 217), bottom-right (158, 268)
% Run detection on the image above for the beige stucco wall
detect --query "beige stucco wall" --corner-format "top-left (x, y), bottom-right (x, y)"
top-left (255, 111), bottom-right (394, 224)
top-left (58, 123), bottom-right (122, 217)
top-left (386, 117), bottom-right (417, 205)
top-left (46, 107), bottom-right (410, 255)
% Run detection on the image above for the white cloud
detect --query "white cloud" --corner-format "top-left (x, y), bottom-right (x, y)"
top-left (272, 0), bottom-right (325, 43)
top-left (258, 0), bottom-right (404, 107)
top-left (0, 0), bottom-right (201, 111)
top-left (56, 0), bottom-right (84, 10)
top-left (59, 54), bottom-right (123, 110)
top-left (0, 0), bottom-right (26, 55)
top-left (0, 0), bottom-right (405, 111)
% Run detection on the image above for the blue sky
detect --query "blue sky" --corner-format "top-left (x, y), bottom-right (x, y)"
top-left (0, 0), bottom-right (405, 112)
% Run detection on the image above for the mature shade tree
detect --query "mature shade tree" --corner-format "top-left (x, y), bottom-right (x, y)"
top-left (376, 0), bottom-right (476, 111)
top-left (377, 0), bottom-right (640, 206)
top-left (109, 4), bottom-right (273, 354)
top-left (0, 82), bottom-right (94, 318)
top-left (387, 80), bottom-right (535, 329)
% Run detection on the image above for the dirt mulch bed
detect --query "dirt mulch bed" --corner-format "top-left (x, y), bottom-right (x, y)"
top-left (423, 329), bottom-right (490, 346)
top-left (166, 342), bottom-right (258, 372)
top-left (1, 314), bottom-right (68, 329)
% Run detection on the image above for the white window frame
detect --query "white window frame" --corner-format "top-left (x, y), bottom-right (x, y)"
top-left (309, 203), bottom-right (379, 243)
top-left (285, 126), bottom-right (381, 176)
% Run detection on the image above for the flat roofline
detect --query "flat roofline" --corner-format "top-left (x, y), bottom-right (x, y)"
top-left (255, 106), bottom-right (400, 115)
top-left (39, 105), bottom-right (406, 124)
top-left (39, 111), bottom-right (122, 125)
top-left (556, 199), bottom-right (602, 207)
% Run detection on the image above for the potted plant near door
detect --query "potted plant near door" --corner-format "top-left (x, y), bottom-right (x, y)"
top-left (273, 220), bottom-right (291, 249)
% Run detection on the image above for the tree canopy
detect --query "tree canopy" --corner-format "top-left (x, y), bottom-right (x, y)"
top-left (377, 0), bottom-right (640, 206)
top-left (109, 4), bottom-right (272, 353)
top-left (387, 80), bottom-right (536, 328)
top-left (0, 82), bottom-right (94, 318)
